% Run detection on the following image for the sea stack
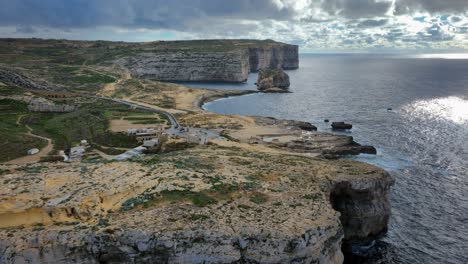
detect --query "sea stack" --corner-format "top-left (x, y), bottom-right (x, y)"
top-left (256, 68), bottom-right (290, 93)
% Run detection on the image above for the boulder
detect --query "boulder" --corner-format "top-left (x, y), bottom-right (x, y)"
top-left (322, 145), bottom-right (377, 156)
top-left (256, 69), bottom-right (290, 93)
top-left (331, 122), bottom-right (352, 130)
top-left (360, 146), bottom-right (377, 155)
top-left (298, 122), bottom-right (317, 131)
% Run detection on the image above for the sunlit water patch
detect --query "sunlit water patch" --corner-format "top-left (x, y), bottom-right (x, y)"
top-left (402, 96), bottom-right (468, 125)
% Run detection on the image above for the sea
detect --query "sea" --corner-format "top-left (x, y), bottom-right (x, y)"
top-left (181, 54), bottom-right (468, 264)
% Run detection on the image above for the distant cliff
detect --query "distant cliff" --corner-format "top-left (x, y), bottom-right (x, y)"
top-left (249, 45), bottom-right (298, 72)
top-left (123, 40), bottom-right (299, 82)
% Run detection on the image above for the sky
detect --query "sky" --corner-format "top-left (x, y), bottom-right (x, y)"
top-left (0, 0), bottom-right (467, 53)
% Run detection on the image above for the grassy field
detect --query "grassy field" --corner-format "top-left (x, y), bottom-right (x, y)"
top-left (0, 99), bottom-right (47, 162)
top-left (20, 100), bottom-right (142, 151)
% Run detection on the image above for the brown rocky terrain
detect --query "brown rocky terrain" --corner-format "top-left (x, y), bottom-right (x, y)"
top-left (0, 145), bottom-right (392, 263)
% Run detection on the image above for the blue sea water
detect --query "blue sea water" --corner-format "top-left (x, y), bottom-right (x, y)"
top-left (186, 54), bottom-right (468, 264)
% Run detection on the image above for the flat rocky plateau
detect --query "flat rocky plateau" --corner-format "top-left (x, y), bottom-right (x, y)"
top-left (0, 146), bottom-right (393, 263)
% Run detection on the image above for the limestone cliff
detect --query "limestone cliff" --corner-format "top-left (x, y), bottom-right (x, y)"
top-left (249, 45), bottom-right (299, 72)
top-left (128, 49), bottom-right (251, 82)
top-left (0, 146), bottom-right (392, 263)
top-left (124, 40), bottom-right (299, 82)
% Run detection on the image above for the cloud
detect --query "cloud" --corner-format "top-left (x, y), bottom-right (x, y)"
top-left (357, 19), bottom-right (389, 28)
top-left (395, 0), bottom-right (468, 14)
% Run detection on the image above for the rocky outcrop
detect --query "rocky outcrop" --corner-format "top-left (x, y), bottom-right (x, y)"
top-left (256, 69), bottom-right (290, 93)
top-left (0, 68), bottom-right (61, 91)
top-left (255, 116), bottom-right (317, 131)
top-left (328, 168), bottom-right (395, 255)
top-left (322, 144), bottom-right (377, 158)
top-left (249, 45), bottom-right (299, 72)
top-left (0, 146), bottom-right (393, 264)
top-left (331, 122), bottom-right (353, 130)
top-left (27, 97), bottom-right (75, 112)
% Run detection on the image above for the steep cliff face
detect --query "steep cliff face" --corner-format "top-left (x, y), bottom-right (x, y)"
top-left (128, 49), bottom-right (251, 82)
top-left (0, 223), bottom-right (344, 264)
top-left (249, 45), bottom-right (299, 72)
top-left (0, 146), bottom-right (394, 264)
top-left (327, 164), bottom-right (395, 256)
top-left (124, 41), bottom-right (299, 83)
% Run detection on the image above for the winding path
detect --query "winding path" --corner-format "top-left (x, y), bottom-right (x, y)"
top-left (95, 96), bottom-right (180, 128)
top-left (5, 116), bottom-right (54, 165)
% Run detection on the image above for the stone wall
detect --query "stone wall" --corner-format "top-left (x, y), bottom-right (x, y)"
top-left (27, 97), bottom-right (75, 112)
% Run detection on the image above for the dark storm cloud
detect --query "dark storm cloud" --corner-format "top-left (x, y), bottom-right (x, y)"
top-left (0, 0), bottom-right (466, 29)
top-left (0, 0), bottom-right (293, 29)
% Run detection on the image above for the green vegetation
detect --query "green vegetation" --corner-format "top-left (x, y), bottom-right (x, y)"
top-left (0, 38), bottom-right (287, 93)
top-left (122, 116), bottom-right (167, 125)
top-left (0, 85), bottom-right (24, 96)
top-left (91, 144), bottom-right (127, 155)
top-left (72, 70), bottom-right (116, 85)
top-left (0, 99), bottom-right (47, 162)
top-left (153, 94), bottom-right (175, 109)
top-left (21, 101), bottom-right (139, 151)
top-left (220, 130), bottom-right (240, 142)
top-left (121, 189), bottom-right (217, 211)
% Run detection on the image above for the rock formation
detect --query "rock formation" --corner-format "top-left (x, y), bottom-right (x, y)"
top-left (256, 69), bottom-right (291, 93)
top-left (332, 122), bottom-right (353, 130)
top-left (248, 45), bottom-right (299, 72)
top-left (27, 97), bottom-right (75, 112)
top-left (329, 170), bottom-right (395, 255)
top-left (0, 68), bottom-right (61, 91)
top-left (128, 49), bottom-right (251, 82)
top-left (0, 146), bottom-right (393, 263)
top-left (124, 40), bottom-right (299, 82)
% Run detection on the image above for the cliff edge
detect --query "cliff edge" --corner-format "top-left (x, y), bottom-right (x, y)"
top-left (123, 39), bottom-right (299, 82)
top-left (0, 147), bottom-right (393, 264)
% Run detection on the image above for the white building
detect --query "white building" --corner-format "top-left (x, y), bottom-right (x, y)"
top-left (187, 133), bottom-right (208, 145)
top-left (27, 148), bottom-right (39, 155)
top-left (69, 146), bottom-right (85, 160)
top-left (113, 146), bottom-right (146, 161)
top-left (143, 139), bottom-right (159, 148)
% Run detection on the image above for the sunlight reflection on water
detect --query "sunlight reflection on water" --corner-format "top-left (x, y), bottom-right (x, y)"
top-left (402, 96), bottom-right (468, 124)
top-left (410, 53), bottom-right (468, 59)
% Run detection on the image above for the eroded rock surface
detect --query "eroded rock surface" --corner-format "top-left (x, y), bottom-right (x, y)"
top-left (256, 69), bottom-right (290, 93)
top-left (127, 49), bottom-right (251, 82)
top-left (0, 68), bottom-right (61, 91)
top-left (0, 146), bottom-right (392, 263)
top-left (124, 41), bottom-right (298, 83)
